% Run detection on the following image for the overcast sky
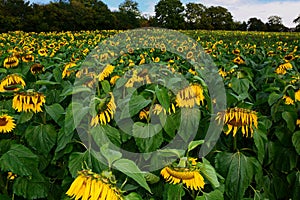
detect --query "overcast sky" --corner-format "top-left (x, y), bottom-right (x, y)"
top-left (29, 0), bottom-right (300, 28)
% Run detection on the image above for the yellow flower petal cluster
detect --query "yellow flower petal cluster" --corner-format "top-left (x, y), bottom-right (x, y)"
top-left (282, 95), bottom-right (294, 105)
top-left (30, 63), bottom-right (44, 75)
top-left (295, 90), bottom-right (300, 102)
top-left (91, 93), bottom-right (116, 126)
top-left (12, 92), bottom-right (46, 113)
top-left (233, 56), bottom-right (245, 65)
top-left (161, 166), bottom-right (205, 190)
top-left (0, 114), bottom-right (16, 133)
top-left (66, 170), bottom-right (123, 200)
top-left (275, 62), bottom-right (293, 75)
top-left (216, 107), bottom-right (258, 137)
top-left (125, 69), bottom-right (151, 88)
top-left (3, 56), bottom-right (19, 68)
top-left (0, 74), bottom-right (26, 92)
top-left (175, 84), bottom-right (205, 108)
top-left (22, 54), bottom-right (34, 62)
top-left (62, 62), bottom-right (76, 78)
top-left (139, 109), bottom-right (149, 120)
top-left (152, 103), bottom-right (176, 115)
top-left (98, 64), bottom-right (115, 81)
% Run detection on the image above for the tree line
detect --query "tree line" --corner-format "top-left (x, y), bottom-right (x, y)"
top-left (1, 0), bottom-right (300, 32)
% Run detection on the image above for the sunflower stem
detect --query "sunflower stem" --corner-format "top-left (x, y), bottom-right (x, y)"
top-left (233, 135), bottom-right (237, 151)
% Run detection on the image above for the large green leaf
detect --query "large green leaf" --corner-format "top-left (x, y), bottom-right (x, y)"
top-left (113, 158), bottom-right (151, 193)
top-left (196, 189), bottom-right (224, 200)
top-left (68, 151), bottom-right (91, 178)
top-left (268, 92), bottom-right (281, 106)
top-left (292, 131), bottom-right (300, 155)
top-left (231, 77), bottom-right (249, 94)
top-left (282, 111), bottom-right (296, 132)
top-left (177, 108), bottom-right (200, 142)
top-left (25, 124), bottom-right (57, 154)
top-left (100, 143), bottom-right (122, 167)
top-left (133, 122), bottom-right (163, 152)
top-left (225, 152), bottom-right (257, 200)
top-left (64, 102), bottom-right (89, 134)
top-left (155, 86), bottom-right (170, 110)
top-left (163, 183), bottom-right (185, 200)
top-left (129, 95), bottom-right (151, 116)
top-left (253, 128), bottom-right (268, 163)
top-left (124, 192), bottom-right (143, 200)
top-left (188, 140), bottom-right (204, 153)
top-left (45, 103), bottom-right (65, 124)
top-left (91, 124), bottom-right (121, 147)
top-left (198, 158), bottom-right (220, 188)
top-left (0, 144), bottom-right (38, 176)
top-left (13, 172), bottom-right (49, 200)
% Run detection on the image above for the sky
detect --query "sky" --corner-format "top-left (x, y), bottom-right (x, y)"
top-left (29, 0), bottom-right (300, 28)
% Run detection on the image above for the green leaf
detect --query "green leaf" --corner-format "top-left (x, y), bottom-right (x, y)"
top-left (177, 108), bottom-right (200, 142)
top-left (60, 85), bottom-right (91, 96)
top-left (25, 124), bottom-right (57, 154)
top-left (253, 128), bottom-right (268, 163)
top-left (100, 143), bottom-right (122, 167)
top-left (155, 86), bottom-right (170, 110)
top-left (124, 192), bottom-right (143, 200)
top-left (91, 125), bottom-right (121, 147)
top-left (64, 102), bottom-right (89, 134)
top-left (133, 123), bottom-right (163, 152)
top-left (231, 77), bottom-right (249, 94)
top-left (196, 189), bottom-right (224, 200)
top-left (101, 80), bottom-right (111, 93)
top-left (45, 103), bottom-right (65, 124)
top-left (292, 131), bottom-right (300, 155)
top-left (268, 92), bottom-right (281, 106)
top-left (282, 111), bottom-right (296, 132)
top-left (68, 151), bottom-right (91, 178)
top-left (188, 140), bottom-right (204, 153)
top-left (0, 144), bottom-right (38, 176)
top-left (113, 158), bottom-right (151, 193)
top-left (129, 95), bottom-right (151, 116)
top-left (225, 152), bottom-right (257, 200)
top-left (144, 172), bottom-right (160, 184)
top-left (17, 112), bottom-right (33, 124)
top-left (35, 80), bottom-right (60, 85)
top-left (13, 172), bottom-right (49, 200)
top-left (163, 183), bottom-right (185, 200)
top-left (198, 158), bottom-right (220, 188)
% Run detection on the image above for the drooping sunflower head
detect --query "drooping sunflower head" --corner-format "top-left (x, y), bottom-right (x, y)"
top-left (0, 114), bottom-right (16, 133)
top-left (151, 103), bottom-right (176, 115)
top-left (282, 95), bottom-right (294, 105)
top-left (232, 49), bottom-right (240, 55)
top-left (3, 55), bottom-right (19, 68)
top-left (91, 92), bottom-right (116, 126)
top-left (98, 64), bottom-right (115, 81)
top-left (38, 48), bottom-right (48, 57)
top-left (275, 63), bottom-right (293, 75)
top-left (160, 164), bottom-right (205, 190)
top-left (22, 54), bottom-right (34, 63)
top-left (284, 54), bottom-right (294, 62)
top-left (0, 74), bottom-right (26, 92)
top-left (216, 107), bottom-right (258, 137)
top-left (233, 56), bottom-right (245, 65)
top-left (66, 169), bottom-right (123, 200)
top-left (62, 62), bottom-right (76, 78)
top-left (125, 69), bottom-right (151, 88)
top-left (12, 91), bottom-right (46, 113)
top-left (175, 84), bottom-right (205, 108)
top-left (30, 63), bottom-right (44, 75)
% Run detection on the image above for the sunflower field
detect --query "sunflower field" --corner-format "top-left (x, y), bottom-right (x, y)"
top-left (0, 29), bottom-right (300, 200)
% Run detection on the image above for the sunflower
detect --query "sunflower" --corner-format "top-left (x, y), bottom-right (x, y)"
top-left (233, 56), bottom-right (245, 65)
top-left (125, 69), bottom-right (151, 88)
top-left (12, 92), bottom-right (46, 113)
top-left (295, 90), bottom-right (300, 102)
top-left (152, 103), bottom-right (176, 115)
top-left (0, 114), bottom-right (16, 133)
top-left (139, 109), bottom-right (149, 120)
top-left (38, 48), bottom-right (48, 56)
top-left (175, 84), bottom-right (205, 108)
top-left (30, 63), bottom-right (44, 75)
top-left (218, 68), bottom-right (227, 78)
top-left (297, 119), bottom-right (300, 127)
top-left (161, 164), bottom-right (205, 190)
top-left (0, 74), bottom-right (26, 92)
top-left (216, 107), bottom-right (258, 137)
top-left (98, 64), bottom-right (115, 81)
top-left (3, 55), bottom-right (19, 68)
top-left (232, 49), bottom-right (240, 55)
top-left (284, 54), bottom-right (294, 62)
top-left (62, 62), bottom-right (76, 78)
top-left (66, 170), bottom-right (123, 200)
top-left (282, 95), bottom-right (294, 105)
top-left (275, 63), bottom-right (293, 75)
top-left (22, 54), bottom-right (34, 62)
top-left (91, 93), bottom-right (116, 126)
top-left (110, 75), bottom-right (120, 85)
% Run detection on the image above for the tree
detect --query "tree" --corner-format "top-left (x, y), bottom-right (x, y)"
top-left (185, 2), bottom-right (206, 29)
top-left (154, 0), bottom-right (185, 29)
top-left (118, 0), bottom-right (141, 28)
top-left (293, 14), bottom-right (300, 31)
top-left (203, 6), bottom-right (234, 30)
top-left (247, 17), bottom-right (267, 31)
top-left (266, 15), bottom-right (287, 32)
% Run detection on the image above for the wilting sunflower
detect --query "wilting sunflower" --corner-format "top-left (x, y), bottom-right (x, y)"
top-left (110, 75), bottom-right (120, 85)
top-left (175, 84), bottom-right (205, 108)
top-left (38, 48), bottom-right (48, 57)
top-left (30, 63), bottom-right (44, 75)
top-left (125, 69), bottom-right (151, 88)
top-left (275, 62), bottom-right (293, 75)
top-left (139, 109), bottom-right (149, 120)
top-left (232, 49), bottom-right (240, 55)
top-left (218, 68), bottom-right (227, 78)
top-left (12, 92), bottom-right (46, 113)
top-left (233, 56), bottom-right (245, 65)
top-left (66, 170), bottom-right (123, 200)
top-left (0, 114), bottom-right (16, 133)
top-left (22, 54), bottom-right (34, 62)
top-left (3, 55), bottom-right (19, 68)
top-left (0, 74), bottom-right (26, 92)
top-left (161, 158), bottom-right (205, 191)
top-left (91, 93), bottom-right (116, 126)
top-left (284, 54), bottom-right (294, 62)
top-left (295, 90), bottom-right (300, 102)
top-left (62, 62), bottom-right (76, 78)
top-left (152, 103), bottom-right (176, 115)
top-left (98, 64), bottom-right (115, 81)
top-left (216, 107), bottom-right (258, 137)
top-left (282, 95), bottom-right (294, 105)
